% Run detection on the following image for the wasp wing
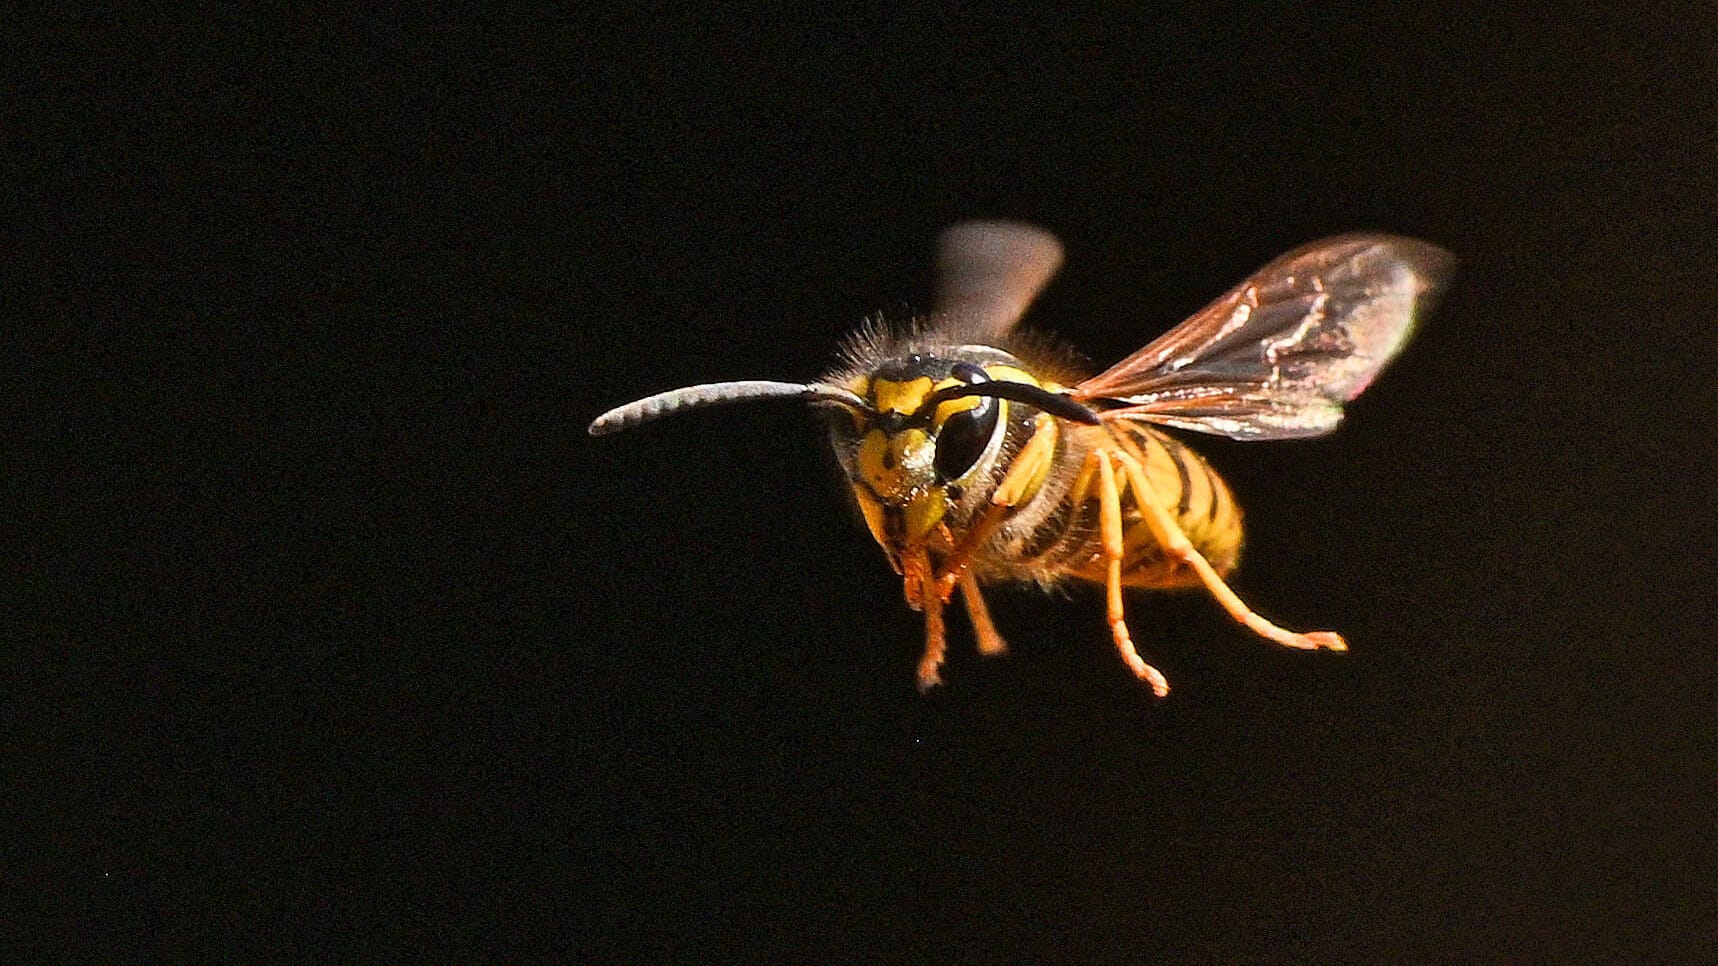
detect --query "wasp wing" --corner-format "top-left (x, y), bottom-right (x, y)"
top-left (931, 220), bottom-right (1065, 342)
top-left (1072, 234), bottom-right (1453, 440)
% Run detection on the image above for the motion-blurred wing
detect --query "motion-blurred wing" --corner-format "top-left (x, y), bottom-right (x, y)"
top-left (931, 220), bottom-right (1065, 342)
top-left (1073, 234), bottom-right (1453, 440)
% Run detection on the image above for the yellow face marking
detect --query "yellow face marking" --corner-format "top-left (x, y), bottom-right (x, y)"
top-left (926, 375), bottom-right (981, 425)
top-left (871, 376), bottom-right (934, 415)
top-left (903, 489), bottom-right (946, 544)
top-left (986, 364), bottom-right (1039, 386)
top-left (857, 427), bottom-right (932, 501)
top-left (849, 477), bottom-right (944, 555)
top-left (850, 484), bottom-right (890, 550)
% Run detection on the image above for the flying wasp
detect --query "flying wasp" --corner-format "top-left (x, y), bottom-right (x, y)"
top-left (590, 221), bottom-right (1452, 695)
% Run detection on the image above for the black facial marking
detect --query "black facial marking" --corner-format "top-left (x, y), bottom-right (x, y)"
top-left (883, 508), bottom-right (903, 541)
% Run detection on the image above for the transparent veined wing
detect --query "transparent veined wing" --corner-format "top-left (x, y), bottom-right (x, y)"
top-left (931, 220), bottom-right (1065, 342)
top-left (1072, 234), bottom-right (1454, 440)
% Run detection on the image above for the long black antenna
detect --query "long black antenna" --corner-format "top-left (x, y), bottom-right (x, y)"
top-left (918, 381), bottom-right (1101, 425)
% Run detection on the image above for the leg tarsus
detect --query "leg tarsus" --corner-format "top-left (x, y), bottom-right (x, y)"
top-left (1107, 438), bottom-right (1348, 656)
top-left (1111, 620), bottom-right (1171, 697)
top-left (904, 551), bottom-right (947, 690)
top-left (1286, 629), bottom-right (1347, 652)
top-left (917, 581), bottom-right (947, 692)
top-left (1177, 544), bottom-right (1347, 652)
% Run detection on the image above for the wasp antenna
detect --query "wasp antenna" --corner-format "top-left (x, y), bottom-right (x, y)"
top-left (588, 380), bottom-right (869, 436)
top-left (922, 381), bottom-right (1101, 425)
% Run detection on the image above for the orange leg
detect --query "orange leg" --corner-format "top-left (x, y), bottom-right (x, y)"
top-left (932, 502), bottom-right (1008, 603)
top-left (1108, 440), bottom-right (1345, 653)
top-left (1095, 449), bottom-right (1171, 697)
top-left (903, 550), bottom-right (948, 690)
top-left (959, 572), bottom-right (1007, 657)
top-left (918, 584), bottom-right (947, 692)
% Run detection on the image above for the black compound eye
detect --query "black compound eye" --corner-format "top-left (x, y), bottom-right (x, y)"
top-left (934, 368), bottom-right (1000, 482)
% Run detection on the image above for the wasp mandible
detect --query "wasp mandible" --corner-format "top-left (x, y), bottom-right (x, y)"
top-left (591, 221), bottom-right (1453, 695)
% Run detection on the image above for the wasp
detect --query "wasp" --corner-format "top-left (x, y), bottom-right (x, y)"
top-left (591, 221), bottom-right (1452, 695)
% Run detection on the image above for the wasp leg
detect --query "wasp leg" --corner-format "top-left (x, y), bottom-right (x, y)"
top-left (959, 571), bottom-right (1007, 657)
top-left (918, 583), bottom-right (948, 691)
top-left (1109, 439), bottom-right (1346, 654)
top-left (932, 414), bottom-right (1060, 601)
top-left (904, 550), bottom-right (948, 691)
top-left (932, 503), bottom-right (1006, 603)
top-left (1095, 448), bottom-right (1171, 696)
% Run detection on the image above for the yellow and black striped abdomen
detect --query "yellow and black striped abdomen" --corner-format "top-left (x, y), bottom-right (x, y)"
top-left (976, 420), bottom-right (1244, 590)
top-left (1119, 424), bottom-right (1242, 585)
top-left (1045, 423), bottom-right (1243, 590)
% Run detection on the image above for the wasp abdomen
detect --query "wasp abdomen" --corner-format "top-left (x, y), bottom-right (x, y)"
top-left (1133, 425), bottom-right (1242, 574)
top-left (1035, 424), bottom-right (1243, 590)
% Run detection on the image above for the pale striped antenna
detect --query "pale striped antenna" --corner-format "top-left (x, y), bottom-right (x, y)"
top-left (588, 381), bottom-right (871, 436)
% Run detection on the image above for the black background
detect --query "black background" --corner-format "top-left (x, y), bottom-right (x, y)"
top-left (22, 5), bottom-right (1718, 960)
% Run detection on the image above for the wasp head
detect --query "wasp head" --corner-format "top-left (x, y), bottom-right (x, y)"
top-left (826, 349), bottom-right (1081, 573)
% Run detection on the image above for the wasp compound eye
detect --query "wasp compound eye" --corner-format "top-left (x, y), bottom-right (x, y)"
top-left (933, 393), bottom-right (1000, 482)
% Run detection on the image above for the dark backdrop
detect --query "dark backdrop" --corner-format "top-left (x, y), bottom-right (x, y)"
top-left (23, 5), bottom-right (1717, 960)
